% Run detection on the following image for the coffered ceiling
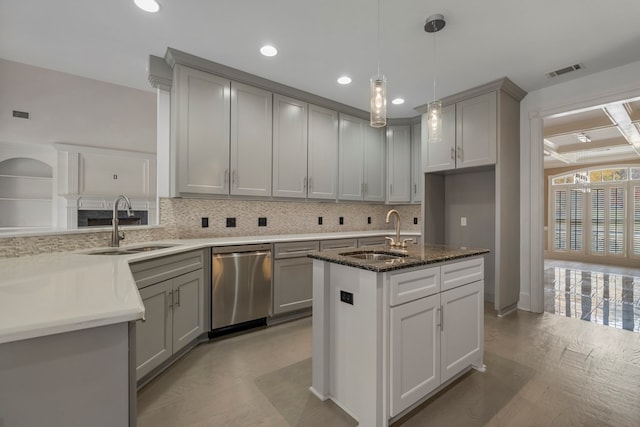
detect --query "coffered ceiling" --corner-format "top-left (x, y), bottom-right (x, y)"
top-left (1, 1), bottom-right (640, 119)
top-left (543, 99), bottom-right (640, 169)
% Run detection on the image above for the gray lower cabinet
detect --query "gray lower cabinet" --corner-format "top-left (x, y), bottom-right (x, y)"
top-left (132, 249), bottom-right (206, 382)
top-left (273, 241), bottom-right (319, 315)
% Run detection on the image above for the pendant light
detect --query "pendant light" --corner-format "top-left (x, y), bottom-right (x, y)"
top-left (370, 0), bottom-right (386, 128)
top-left (424, 14), bottom-right (446, 142)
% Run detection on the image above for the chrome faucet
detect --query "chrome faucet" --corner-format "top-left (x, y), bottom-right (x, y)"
top-left (111, 195), bottom-right (134, 247)
top-left (385, 209), bottom-right (402, 248)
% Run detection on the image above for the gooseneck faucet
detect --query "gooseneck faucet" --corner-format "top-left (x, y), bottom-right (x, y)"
top-left (111, 195), bottom-right (134, 247)
top-left (385, 209), bottom-right (401, 248)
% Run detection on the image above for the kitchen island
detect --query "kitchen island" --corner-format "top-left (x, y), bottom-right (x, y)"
top-left (308, 244), bottom-right (489, 427)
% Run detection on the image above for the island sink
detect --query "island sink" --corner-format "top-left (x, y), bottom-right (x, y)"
top-left (339, 251), bottom-right (407, 261)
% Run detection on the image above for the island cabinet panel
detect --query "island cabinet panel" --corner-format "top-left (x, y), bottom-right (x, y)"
top-left (441, 257), bottom-right (484, 292)
top-left (389, 265), bottom-right (440, 306)
top-left (390, 293), bottom-right (441, 416)
top-left (440, 280), bottom-right (484, 383)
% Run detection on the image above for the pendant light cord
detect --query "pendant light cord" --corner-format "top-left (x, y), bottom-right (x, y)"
top-left (377, 0), bottom-right (381, 77)
top-left (432, 29), bottom-right (436, 102)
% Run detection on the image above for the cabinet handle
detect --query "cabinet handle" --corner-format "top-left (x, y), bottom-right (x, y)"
top-left (303, 177), bottom-right (307, 190)
top-left (308, 177), bottom-right (313, 191)
top-left (414, 183), bottom-right (417, 194)
top-left (175, 288), bottom-right (180, 308)
top-left (232, 170), bottom-right (237, 187)
top-left (224, 169), bottom-right (229, 185)
top-left (457, 147), bottom-right (462, 160)
top-left (361, 183), bottom-right (365, 195)
top-left (168, 290), bottom-right (173, 309)
top-left (450, 147), bottom-right (455, 160)
top-left (440, 306), bottom-right (444, 331)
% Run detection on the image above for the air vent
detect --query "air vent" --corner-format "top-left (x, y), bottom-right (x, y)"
top-left (546, 63), bottom-right (583, 78)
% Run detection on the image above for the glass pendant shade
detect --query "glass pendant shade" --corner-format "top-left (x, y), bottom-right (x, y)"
top-left (370, 76), bottom-right (387, 128)
top-left (427, 100), bottom-right (442, 142)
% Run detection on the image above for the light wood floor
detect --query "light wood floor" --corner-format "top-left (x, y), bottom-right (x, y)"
top-left (138, 307), bottom-right (640, 426)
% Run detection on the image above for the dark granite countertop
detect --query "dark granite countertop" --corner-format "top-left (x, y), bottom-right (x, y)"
top-left (308, 244), bottom-right (490, 272)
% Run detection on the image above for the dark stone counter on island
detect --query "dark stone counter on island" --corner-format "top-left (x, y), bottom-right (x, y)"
top-left (307, 244), bottom-right (490, 273)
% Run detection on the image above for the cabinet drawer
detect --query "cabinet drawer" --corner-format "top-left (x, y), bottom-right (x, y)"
top-left (131, 249), bottom-right (206, 289)
top-left (274, 241), bottom-right (320, 259)
top-left (441, 257), bottom-right (484, 292)
top-left (357, 236), bottom-right (387, 247)
top-left (319, 238), bottom-right (358, 250)
top-left (389, 266), bottom-right (441, 306)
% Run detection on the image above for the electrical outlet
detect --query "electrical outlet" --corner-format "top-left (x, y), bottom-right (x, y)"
top-left (413, 217), bottom-right (418, 225)
top-left (226, 217), bottom-right (236, 227)
top-left (339, 216), bottom-right (344, 225)
top-left (201, 217), bottom-right (209, 228)
top-left (367, 216), bottom-right (372, 224)
top-left (461, 217), bottom-right (467, 227)
top-left (258, 217), bottom-right (267, 227)
top-left (318, 216), bottom-right (323, 225)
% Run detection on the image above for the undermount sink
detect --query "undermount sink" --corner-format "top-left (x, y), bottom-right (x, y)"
top-left (340, 251), bottom-right (408, 261)
top-left (85, 244), bottom-right (177, 255)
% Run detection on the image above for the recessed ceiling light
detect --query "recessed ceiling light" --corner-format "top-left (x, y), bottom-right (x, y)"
top-left (337, 76), bottom-right (352, 85)
top-left (134, 0), bottom-right (160, 13)
top-left (260, 45), bottom-right (278, 57)
top-left (392, 98), bottom-right (405, 105)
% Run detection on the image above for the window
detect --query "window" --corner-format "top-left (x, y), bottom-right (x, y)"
top-left (550, 166), bottom-right (639, 259)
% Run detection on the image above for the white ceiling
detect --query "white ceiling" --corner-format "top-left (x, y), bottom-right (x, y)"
top-left (1, 0), bottom-right (640, 118)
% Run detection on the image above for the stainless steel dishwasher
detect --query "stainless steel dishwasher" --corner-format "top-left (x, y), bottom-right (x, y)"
top-left (211, 244), bottom-right (272, 331)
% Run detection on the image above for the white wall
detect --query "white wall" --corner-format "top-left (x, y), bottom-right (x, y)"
top-left (0, 58), bottom-right (156, 152)
top-left (520, 60), bottom-right (640, 313)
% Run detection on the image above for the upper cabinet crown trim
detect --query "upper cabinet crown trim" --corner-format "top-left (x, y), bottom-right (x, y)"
top-left (414, 77), bottom-right (527, 113)
top-left (162, 47), bottom-right (370, 120)
top-left (148, 55), bottom-right (173, 91)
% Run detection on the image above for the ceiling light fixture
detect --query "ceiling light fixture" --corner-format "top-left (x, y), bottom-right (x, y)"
top-left (134, 0), bottom-right (160, 13)
top-left (337, 76), bottom-right (352, 85)
top-left (424, 14), bottom-right (446, 142)
top-left (392, 98), bottom-right (405, 105)
top-left (260, 45), bottom-right (278, 57)
top-left (370, 0), bottom-right (386, 128)
top-left (576, 132), bottom-right (591, 143)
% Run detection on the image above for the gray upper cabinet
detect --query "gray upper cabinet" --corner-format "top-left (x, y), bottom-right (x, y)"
top-left (423, 104), bottom-right (456, 173)
top-left (411, 121), bottom-right (422, 203)
top-left (174, 65), bottom-right (272, 197)
top-left (272, 95), bottom-right (308, 198)
top-left (338, 114), bottom-right (385, 202)
top-left (230, 82), bottom-right (273, 197)
top-left (175, 65), bottom-right (230, 194)
top-left (308, 104), bottom-right (339, 200)
top-left (386, 125), bottom-right (412, 203)
top-left (456, 92), bottom-right (497, 169)
top-left (423, 91), bottom-right (496, 173)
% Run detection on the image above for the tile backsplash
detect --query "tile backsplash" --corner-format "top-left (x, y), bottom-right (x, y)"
top-left (0, 198), bottom-right (421, 257)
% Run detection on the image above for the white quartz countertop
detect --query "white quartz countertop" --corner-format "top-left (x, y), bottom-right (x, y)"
top-left (0, 230), bottom-right (418, 344)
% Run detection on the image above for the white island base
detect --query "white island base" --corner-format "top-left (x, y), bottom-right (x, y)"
top-left (310, 255), bottom-right (486, 427)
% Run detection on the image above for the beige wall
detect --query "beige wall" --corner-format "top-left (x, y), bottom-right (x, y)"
top-left (0, 58), bottom-right (156, 152)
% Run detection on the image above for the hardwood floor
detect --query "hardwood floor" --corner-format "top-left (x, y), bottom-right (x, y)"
top-left (138, 307), bottom-right (640, 426)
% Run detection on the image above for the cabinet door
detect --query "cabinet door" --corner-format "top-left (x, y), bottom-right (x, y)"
top-left (390, 294), bottom-right (441, 416)
top-left (440, 280), bottom-right (484, 383)
top-left (456, 92), bottom-right (497, 168)
top-left (411, 121), bottom-right (422, 203)
top-left (386, 125), bottom-right (411, 203)
top-left (423, 104), bottom-right (456, 173)
top-left (338, 114), bottom-right (364, 200)
top-left (273, 257), bottom-right (314, 314)
top-left (175, 65), bottom-right (230, 195)
top-left (230, 82), bottom-right (273, 196)
top-left (172, 269), bottom-right (205, 354)
top-left (364, 125), bottom-right (385, 202)
top-left (273, 95), bottom-right (308, 198)
top-left (136, 280), bottom-right (173, 380)
top-left (308, 104), bottom-right (339, 200)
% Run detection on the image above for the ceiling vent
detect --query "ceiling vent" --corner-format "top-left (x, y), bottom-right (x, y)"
top-left (546, 63), bottom-right (583, 78)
